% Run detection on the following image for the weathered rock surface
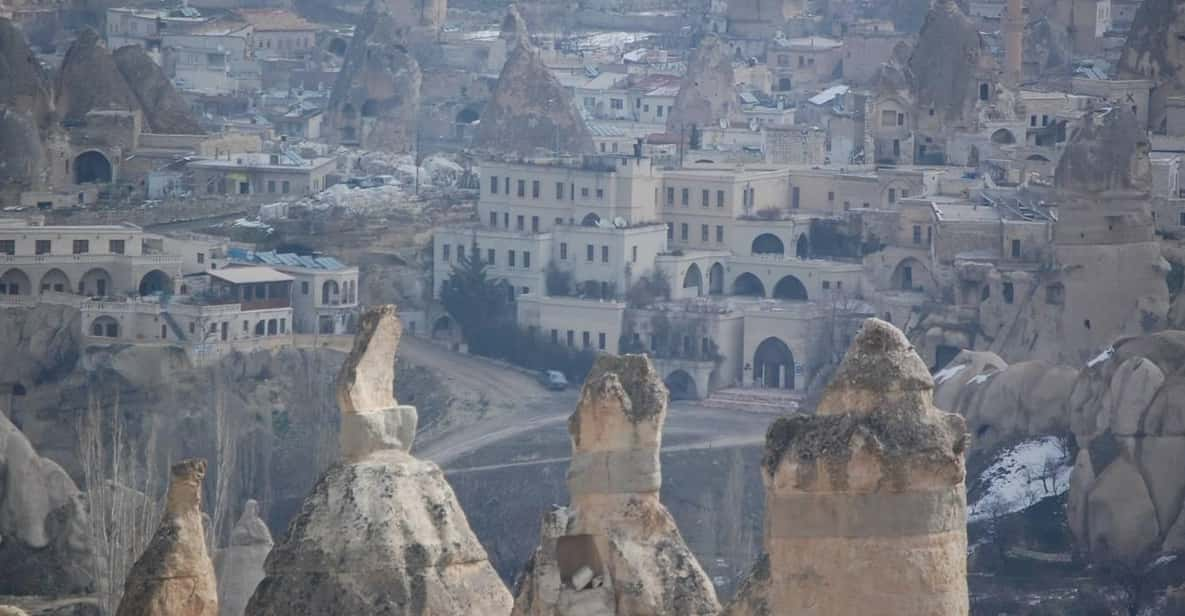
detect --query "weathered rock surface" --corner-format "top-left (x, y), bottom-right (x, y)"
top-left (55, 28), bottom-right (140, 124)
top-left (214, 500), bottom-right (272, 616)
top-left (116, 458), bottom-right (218, 616)
top-left (667, 34), bottom-right (735, 136)
top-left (112, 45), bottom-right (203, 135)
top-left (1118, 0), bottom-right (1185, 132)
top-left (511, 354), bottom-right (720, 616)
top-left (0, 411), bottom-right (91, 595)
top-left (1068, 331), bottom-right (1185, 564)
top-left (725, 319), bottom-right (969, 616)
top-left (908, 0), bottom-right (1003, 127)
top-left (0, 18), bottom-right (54, 128)
top-left (475, 5), bottom-right (593, 157)
top-left (246, 306), bottom-right (512, 615)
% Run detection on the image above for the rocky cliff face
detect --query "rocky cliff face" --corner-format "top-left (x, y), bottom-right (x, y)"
top-left (214, 500), bottom-right (272, 616)
top-left (55, 28), bottom-right (141, 124)
top-left (1118, 0), bottom-right (1185, 132)
top-left (725, 319), bottom-right (969, 616)
top-left (1068, 332), bottom-right (1185, 565)
top-left (510, 355), bottom-right (720, 615)
top-left (112, 45), bottom-right (203, 135)
top-left (667, 34), bottom-right (734, 136)
top-left (0, 18), bottom-right (54, 129)
top-left (0, 410), bottom-right (91, 595)
top-left (474, 6), bottom-right (592, 157)
top-left (116, 458), bottom-right (218, 616)
top-left (246, 306), bottom-right (512, 615)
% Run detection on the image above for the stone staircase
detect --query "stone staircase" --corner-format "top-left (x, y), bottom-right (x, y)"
top-left (699, 387), bottom-right (802, 414)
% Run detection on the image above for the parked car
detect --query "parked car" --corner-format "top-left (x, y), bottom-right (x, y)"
top-left (538, 370), bottom-right (569, 391)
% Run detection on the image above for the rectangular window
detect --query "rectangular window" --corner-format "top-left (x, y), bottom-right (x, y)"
top-left (680, 223), bottom-right (688, 241)
top-left (490, 175), bottom-right (498, 193)
top-left (586, 244), bottom-right (594, 261)
top-left (551, 329), bottom-right (558, 344)
top-left (508, 250), bottom-right (516, 267)
top-left (667, 223), bottom-right (674, 240)
top-left (582, 331), bottom-right (591, 347)
top-left (581, 187), bottom-right (590, 198)
top-left (490, 211), bottom-right (498, 226)
top-left (280, 319), bottom-right (286, 334)
top-left (442, 241), bottom-right (451, 263)
top-left (503, 212), bottom-right (509, 228)
top-left (792, 186), bottom-right (800, 209)
top-left (912, 225), bottom-right (922, 244)
top-left (457, 244), bottom-right (465, 261)
top-left (822, 280), bottom-right (831, 289)
top-left (197, 252), bottom-right (205, 264)
top-left (889, 188), bottom-right (897, 204)
top-left (556, 182), bottom-right (564, 199)
top-left (717, 190), bottom-right (725, 208)
top-left (701, 224), bottom-right (709, 242)
top-left (681, 188), bottom-right (689, 206)
top-left (517, 180), bottom-right (525, 197)
top-left (302, 281), bottom-right (309, 295)
top-left (504, 177), bottom-right (510, 194)
top-left (601, 245), bottom-right (609, 263)
top-left (532, 180), bottom-right (540, 199)
top-left (487, 248), bottom-right (495, 265)
top-left (516, 215), bottom-right (525, 231)
top-left (666, 187), bottom-right (675, 206)
top-left (632, 245), bottom-right (638, 262)
top-left (73, 239), bottom-right (89, 254)
top-left (657, 106), bottom-right (663, 117)
top-left (109, 239), bottom-right (125, 254)
top-left (560, 243), bottom-right (568, 260)
top-left (567, 330), bottom-right (574, 346)
top-left (595, 188), bottom-right (604, 199)
top-left (267, 180), bottom-right (276, 193)
top-left (531, 216), bottom-right (539, 232)
top-left (716, 225), bottom-right (724, 243)
top-left (1011, 239), bottom-right (1021, 258)
top-left (35, 240), bottom-right (50, 255)
top-left (1179, 212), bottom-right (1185, 227)
top-left (523, 251), bottom-right (531, 268)
top-left (0, 240), bottom-right (12, 255)
top-left (598, 332), bottom-right (606, 350)
top-left (281, 181), bottom-right (290, 194)
top-left (702, 189), bottom-right (710, 208)
top-left (610, 98), bottom-right (623, 110)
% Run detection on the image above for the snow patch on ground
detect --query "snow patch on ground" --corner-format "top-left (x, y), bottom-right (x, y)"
top-left (1087, 346), bottom-right (1114, 368)
top-left (969, 436), bottom-right (1072, 523)
top-left (969, 372), bottom-right (995, 385)
top-left (933, 363), bottom-right (965, 385)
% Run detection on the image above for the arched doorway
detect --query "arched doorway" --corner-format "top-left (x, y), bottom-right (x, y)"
top-left (80, 268), bottom-right (112, 297)
top-left (74, 151), bottom-right (112, 184)
top-left (138, 270), bottom-right (173, 295)
top-left (990, 128), bottom-right (1016, 145)
top-left (682, 264), bottom-right (703, 296)
top-left (581, 213), bottom-right (601, 227)
top-left (751, 233), bottom-right (784, 255)
top-left (772, 275), bottom-right (808, 300)
top-left (39, 268), bottom-right (70, 293)
top-left (891, 258), bottom-right (927, 292)
top-left (795, 234), bottom-right (810, 259)
top-left (455, 107), bottom-right (480, 139)
top-left (90, 316), bottom-right (120, 338)
top-left (708, 262), bottom-right (725, 295)
top-left (431, 315), bottom-right (453, 339)
top-left (754, 337), bottom-right (795, 389)
top-left (0, 268), bottom-right (31, 295)
top-left (328, 37), bottom-right (348, 56)
top-left (665, 370), bottom-right (698, 401)
top-left (732, 272), bottom-right (765, 297)
top-left (322, 280), bottom-right (340, 304)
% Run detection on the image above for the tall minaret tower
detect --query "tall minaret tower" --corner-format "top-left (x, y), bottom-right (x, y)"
top-left (1003, 0), bottom-right (1024, 86)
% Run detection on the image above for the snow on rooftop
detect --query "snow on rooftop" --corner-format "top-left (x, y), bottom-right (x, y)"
top-left (808, 85), bottom-right (850, 106)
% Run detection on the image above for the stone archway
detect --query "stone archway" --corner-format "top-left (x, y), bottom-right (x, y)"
top-left (138, 269), bottom-right (173, 296)
top-left (581, 213), bottom-right (601, 227)
top-left (80, 267), bottom-right (112, 297)
top-left (772, 275), bottom-right (808, 301)
top-left (665, 370), bottom-right (698, 401)
top-left (708, 262), bottom-right (724, 295)
top-left (682, 263), bottom-right (703, 296)
top-left (751, 233), bottom-right (784, 256)
top-left (90, 316), bottom-right (120, 338)
top-left (891, 257), bottom-right (928, 292)
top-left (754, 336), bottom-right (795, 389)
top-left (732, 272), bottom-right (765, 297)
top-left (0, 268), bottom-right (31, 295)
top-left (39, 268), bottom-right (71, 293)
top-left (74, 150), bottom-right (112, 184)
top-left (991, 128), bottom-right (1016, 145)
top-left (431, 315), bottom-right (453, 339)
top-left (795, 234), bottom-right (809, 259)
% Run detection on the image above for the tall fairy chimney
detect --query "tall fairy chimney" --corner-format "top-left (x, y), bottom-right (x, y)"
top-left (1004, 0), bottom-right (1024, 86)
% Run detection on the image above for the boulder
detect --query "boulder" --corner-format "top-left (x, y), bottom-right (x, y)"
top-left (215, 500), bottom-right (273, 616)
top-left (245, 306), bottom-right (512, 615)
top-left (1104, 357), bottom-right (1164, 435)
top-left (1085, 456), bottom-right (1161, 564)
top-left (116, 458), bottom-right (218, 616)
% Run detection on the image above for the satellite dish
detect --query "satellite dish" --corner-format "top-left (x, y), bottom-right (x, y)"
top-left (613, 216), bottom-right (627, 228)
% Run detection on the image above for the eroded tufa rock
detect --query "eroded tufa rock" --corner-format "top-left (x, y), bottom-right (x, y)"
top-left (116, 458), bottom-right (218, 616)
top-left (513, 354), bottom-right (720, 616)
top-left (726, 319), bottom-right (969, 616)
top-left (336, 304), bottom-right (417, 459)
top-left (215, 500), bottom-right (273, 616)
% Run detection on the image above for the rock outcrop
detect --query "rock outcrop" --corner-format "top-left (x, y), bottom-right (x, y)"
top-left (112, 45), bottom-right (203, 135)
top-left (474, 5), bottom-right (593, 157)
top-left (1118, 0), bottom-right (1185, 132)
top-left (0, 410), bottom-right (91, 595)
top-left (55, 28), bottom-right (141, 124)
top-left (116, 458), bottom-right (218, 616)
top-left (0, 18), bottom-right (54, 128)
top-left (725, 319), bottom-right (970, 616)
top-left (1068, 331), bottom-right (1185, 564)
top-left (667, 34), bottom-right (735, 136)
top-left (246, 306), bottom-right (512, 615)
top-left (934, 350), bottom-right (1077, 454)
top-left (324, 1), bottom-right (422, 151)
top-left (510, 355), bottom-right (720, 615)
top-left (214, 500), bottom-right (272, 616)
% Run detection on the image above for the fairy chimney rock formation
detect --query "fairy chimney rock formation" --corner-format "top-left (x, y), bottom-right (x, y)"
top-left (112, 45), bottom-right (204, 134)
top-left (246, 306), bottom-right (512, 615)
top-left (511, 354), bottom-right (720, 616)
top-left (1118, 0), bottom-right (1185, 133)
top-left (725, 319), bottom-right (970, 616)
top-left (116, 458), bottom-right (219, 616)
top-left (475, 5), bottom-right (594, 157)
top-left (55, 28), bottom-right (141, 124)
top-left (667, 34), bottom-right (735, 136)
top-left (215, 500), bottom-right (273, 616)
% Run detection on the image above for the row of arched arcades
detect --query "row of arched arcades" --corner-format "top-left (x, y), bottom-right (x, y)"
top-left (0, 267), bottom-right (173, 297)
top-left (680, 262), bottom-right (809, 301)
top-left (662, 335), bottom-right (798, 399)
